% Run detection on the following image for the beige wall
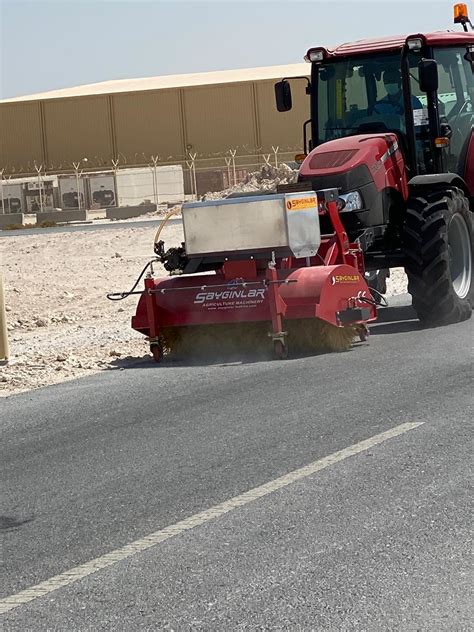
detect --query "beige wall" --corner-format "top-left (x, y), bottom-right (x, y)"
top-left (183, 83), bottom-right (257, 156)
top-left (256, 80), bottom-right (309, 154)
top-left (43, 96), bottom-right (113, 166)
top-left (0, 77), bottom-right (310, 174)
top-left (0, 102), bottom-right (43, 170)
top-left (113, 90), bottom-right (184, 161)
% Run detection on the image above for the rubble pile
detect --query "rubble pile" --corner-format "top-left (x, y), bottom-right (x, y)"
top-left (203, 163), bottom-right (299, 200)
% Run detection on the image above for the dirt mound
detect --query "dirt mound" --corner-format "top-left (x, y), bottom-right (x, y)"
top-left (202, 163), bottom-right (299, 200)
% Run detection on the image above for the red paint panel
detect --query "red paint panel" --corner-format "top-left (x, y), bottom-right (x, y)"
top-left (300, 133), bottom-right (408, 198)
top-left (131, 264), bottom-right (376, 337)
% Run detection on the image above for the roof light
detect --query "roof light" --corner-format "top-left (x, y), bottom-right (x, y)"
top-left (406, 37), bottom-right (423, 51)
top-left (454, 3), bottom-right (469, 23)
top-left (294, 153), bottom-right (307, 163)
top-left (306, 48), bottom-right (326, 63)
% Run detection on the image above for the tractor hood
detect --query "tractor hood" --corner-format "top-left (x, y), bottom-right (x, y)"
top-left (299, 133), bottom-right (401, 187)
top-left (297, 132), bottom-right (409, 232)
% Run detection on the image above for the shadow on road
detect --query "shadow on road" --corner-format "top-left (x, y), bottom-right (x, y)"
top-left (108, 350), bottom-right (281, 370)
top-left (107, 300), bottom-right (426, 369)
top-left (108, 340), bottom-right (363, 370)
top-left (0, 515), bottom-right (34, 531)
top-left (369, 304), bottom-right (421, 336)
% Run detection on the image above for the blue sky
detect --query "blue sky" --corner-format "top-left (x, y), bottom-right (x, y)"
top-left (0, 0), bottom-right (466, 99)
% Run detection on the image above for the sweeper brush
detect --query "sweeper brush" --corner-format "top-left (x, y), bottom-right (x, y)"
top-left (158, 319), bottom-right (357, 360)
top-left (109, 187), bottom-right (377, 361)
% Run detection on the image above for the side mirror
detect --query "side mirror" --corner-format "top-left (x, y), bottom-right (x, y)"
top-left (419, 59), bottom-right (439, 93)
top-left (275, 80), bottom-right (292, 112)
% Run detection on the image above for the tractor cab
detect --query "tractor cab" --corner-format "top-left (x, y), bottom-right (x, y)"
top-left (276, 2), bottom-right (474, 193)
top-left (310, 40), bottom-right (473, 179)
top-left (277, 31), bottom-right (474, 184)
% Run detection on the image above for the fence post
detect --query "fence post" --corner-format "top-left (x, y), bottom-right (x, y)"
top-left (72, 162), bottom-right (81, 210)
top-left (224, 157), bottom-right (232, 188)
top-left (0, 271), bottom-right (9, 363)
top-left (110, 157), bottom-right (119, 207)
top-left (148, 163), bottom-right (157, 205)
top-left (151, 155), bottom-right (160, 205)
top-left (0, 169), bottom-right (4, 215)
top-left (72, 159), bottom-right (87, 210)
top-left (272, 145), bottom-right (279, 168)
top-left (186, 153), bottom-right (197, 200)
top-left (5, 175), bottom-right (12, 213)
top-left (34, 163), bottom-right (44, 212)
top-left (229, 149), bottom-right (237, 186)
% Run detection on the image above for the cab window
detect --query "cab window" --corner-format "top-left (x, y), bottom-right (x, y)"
top-left (434, 46), bottom-right (474, 172)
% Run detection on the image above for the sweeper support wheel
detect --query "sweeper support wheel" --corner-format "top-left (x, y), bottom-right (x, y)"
top-left (150, 343), bottom-right (163, 363)
top-left (273, 339), bottom-right (289, 360)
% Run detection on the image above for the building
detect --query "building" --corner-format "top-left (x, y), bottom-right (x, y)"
top-left (0, 64), bottom-right (310, 186)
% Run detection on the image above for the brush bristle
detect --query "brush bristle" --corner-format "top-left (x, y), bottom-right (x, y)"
top-left (159, 318), bottom-right (356, 359)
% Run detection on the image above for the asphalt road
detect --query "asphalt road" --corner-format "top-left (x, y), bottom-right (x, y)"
top-left (1, 296), bottom-right (473, 630)
top-left (0, 217), bottom-right (182, 239)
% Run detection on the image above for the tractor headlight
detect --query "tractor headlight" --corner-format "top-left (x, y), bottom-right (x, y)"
top-left (338, 191), bottom-right (363, 211)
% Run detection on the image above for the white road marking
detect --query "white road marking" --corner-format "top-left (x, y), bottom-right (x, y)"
top-left (0, 421), bottom-right (423, 615)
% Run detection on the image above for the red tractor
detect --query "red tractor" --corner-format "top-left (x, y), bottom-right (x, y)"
top-left (117, 5), bottom-right (473, 362)
top-left (275, 3), bottom-right (474, 325)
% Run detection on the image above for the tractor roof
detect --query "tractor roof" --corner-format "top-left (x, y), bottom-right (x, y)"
top-left (309, 31), bottom-right (473, 60)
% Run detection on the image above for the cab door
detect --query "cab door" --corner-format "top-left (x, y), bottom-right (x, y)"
top-left (434, 46), bottom-right (474, 189)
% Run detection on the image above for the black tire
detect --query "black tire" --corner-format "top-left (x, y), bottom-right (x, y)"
top-left (403, 187), bottom-right (473, 326)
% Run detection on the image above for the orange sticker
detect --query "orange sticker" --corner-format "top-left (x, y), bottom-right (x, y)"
top-left (286, 196), bottom-right (317, 211)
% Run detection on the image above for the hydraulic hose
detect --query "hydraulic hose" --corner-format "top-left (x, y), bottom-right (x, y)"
top-left (107, 207), bottom-right (182, 301)
top-left (153, 206), bottom-right (182, 246)
top-left (106, 259), bottom-right (157, 301)
top-left (360, 288), bottom-right (389, 308)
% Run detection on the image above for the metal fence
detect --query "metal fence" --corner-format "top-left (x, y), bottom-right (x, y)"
top-left (0, 146), bottom-right (301, 214)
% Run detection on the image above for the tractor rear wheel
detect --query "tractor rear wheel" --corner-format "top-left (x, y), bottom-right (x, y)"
top-left (403, 187), bottom-right (473, 326)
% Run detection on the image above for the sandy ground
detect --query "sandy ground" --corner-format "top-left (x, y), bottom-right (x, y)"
top-left (0, 220), bottom-right (185, 398)
top-left (0, 220), bottom-right (408, 398)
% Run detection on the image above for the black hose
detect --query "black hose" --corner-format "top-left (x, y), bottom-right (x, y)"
top-left (359, 289), bottom-right (389, 308)
top-left (106, 260), bottom-right (156, 301)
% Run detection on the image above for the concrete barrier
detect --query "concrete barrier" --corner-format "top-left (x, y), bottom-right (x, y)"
top-left (105, 204), bottom-right (157, 220)
top-left (0, 213), bottom-right (25, 229)
top-left (36, 210), bottom-right (88, 223)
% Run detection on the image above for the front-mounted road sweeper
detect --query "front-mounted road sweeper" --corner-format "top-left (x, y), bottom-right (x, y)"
top-left (128, 188), bottom-right (378, 361)
top-left (109, 3), bottom-right (473, 362)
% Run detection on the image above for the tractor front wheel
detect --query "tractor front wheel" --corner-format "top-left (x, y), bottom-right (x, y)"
top-left (403, 187), bottom-right (473, 326)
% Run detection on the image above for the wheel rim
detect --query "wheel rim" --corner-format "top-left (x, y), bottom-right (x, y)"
top-left (448, 214), bottom-right (472, 299)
